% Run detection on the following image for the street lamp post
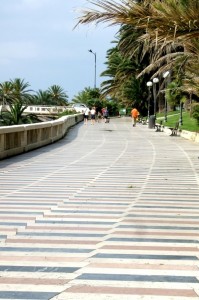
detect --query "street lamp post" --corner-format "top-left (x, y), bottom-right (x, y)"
top-left (88, 49), bottom-right (96, 89)
top-left (163, 71), bottom-right (170, 122)
top-left (152, 77), bottom-right (159, 119)
top-left (146, 81), bottom-right (153, 122)
top-left (179, 101), bottom-right (183, 125)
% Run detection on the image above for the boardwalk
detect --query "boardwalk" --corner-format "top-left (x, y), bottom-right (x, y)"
top-left (0, 117), bottom-right (199, 300)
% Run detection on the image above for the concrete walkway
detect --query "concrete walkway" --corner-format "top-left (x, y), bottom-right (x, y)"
top-left (0, 117), bottom-right (199, 300)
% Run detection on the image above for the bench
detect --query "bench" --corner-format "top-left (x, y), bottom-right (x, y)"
top-left (155, 120), bottom-right (164, 132)
top-left (169, 122), bottom-right (179, 136)
top-left (142, 119), bottom-right (147, 125)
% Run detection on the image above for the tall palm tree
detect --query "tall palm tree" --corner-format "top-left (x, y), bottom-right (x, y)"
top-left (32, 90), bottom-right (51, 105)
top-left (0, 78), bottom-right (39, 125)
top-left (72, 87), bottom-right (100, 105)
top-left (76, 0), bottom-right (199, 96)
top-left (10, 78), bottom-right (32, 104)
top-left (0, 81), bottom-right (14, 106)
top-left (100, 46), bottom-right (136, 97)
top-left (76, 0), bottom-right (199, 44)
top-left (47, 85), bottom-right (68, 106)
top-left (100, 46), bottom-right (122, 97)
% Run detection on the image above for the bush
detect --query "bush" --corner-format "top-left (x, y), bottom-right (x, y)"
top-left (191, 104), bottom-right (199, 125)
top-left (58, 109), bottom-right (77, 117)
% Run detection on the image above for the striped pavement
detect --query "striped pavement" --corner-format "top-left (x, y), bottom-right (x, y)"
top-left (0, 117), bottom-right (199, 300)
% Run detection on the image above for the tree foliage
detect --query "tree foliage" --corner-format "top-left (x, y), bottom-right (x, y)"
top-left (191, 104), bottom-right (199, 125)
top-left (76, 0), bottom-right (199, 111)
top-left (72, 87), bottom-right (101, 107)
top-left (0, 79), bottom-right (69, 125)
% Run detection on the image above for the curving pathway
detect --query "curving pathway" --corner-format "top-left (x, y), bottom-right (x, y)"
top-left (0, 117), bottom-right (199, 300)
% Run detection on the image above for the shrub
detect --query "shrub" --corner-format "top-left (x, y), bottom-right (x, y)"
top-left (58, 109), bottom-right (77, 117)
top-left (191, 104), bottom-right (199, 125)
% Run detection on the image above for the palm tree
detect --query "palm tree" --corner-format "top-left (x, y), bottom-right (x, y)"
top-left (0, 81), bottom-right (14, 106)
top-left (0, 78), bottom-right (38, 125)
top-left (47, 85), bottom-right (69, 106)
top-left (72, 87), bottom-right (100, 106)
top-left (72, 89), bottom-right (90, 105)
top-left (10, 78), bottom-right (32, 105)
top-left (76, 0), bottom-right (199, 44)
top-left (0, 100), bottom-right (41, 125)
top-left (100, 46), bottom-right (134, 101)
top-left (32, 90), bottom-right (52, 105)
top-left (76, 0), bottom-right (199, 98)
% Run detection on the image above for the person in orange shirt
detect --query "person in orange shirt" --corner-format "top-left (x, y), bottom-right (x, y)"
top-left (131, 107), bottom-right (139, 127)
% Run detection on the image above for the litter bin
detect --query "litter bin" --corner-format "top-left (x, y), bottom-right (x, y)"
top-left (148, 115), bottom-right (156, 129)
top-left (119, 108), bottom-right (126, 117)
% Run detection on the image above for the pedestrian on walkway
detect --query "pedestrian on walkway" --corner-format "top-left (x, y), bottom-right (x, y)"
top-left (103, 107), bottom-right (109, 123)
top-left (131, 107), bottom-right (139, 127)
top-left (97, 110), bottom-right (102, 122)
top-left (84, 107), bottom-right (90, 125)
top-left (90, 107), bottom-right (96, 125)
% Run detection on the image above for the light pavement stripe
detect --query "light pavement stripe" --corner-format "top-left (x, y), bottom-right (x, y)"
top-left (0, 118), bottom-right (199, 299)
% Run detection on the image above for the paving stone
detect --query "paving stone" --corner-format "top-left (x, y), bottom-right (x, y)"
top-left (0, 118), bottom-right (199, 299)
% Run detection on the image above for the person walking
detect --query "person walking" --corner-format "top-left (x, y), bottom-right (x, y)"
top-left (84, 107), bottom-right (90, 125)
top-left (103, 107), bottom-right (109, 123)
top-left (97, 110), bottom-right (102, 122)
top-left (90, 107), bottom-right (96, 125)
top-left (131, 107), bottom-right (139, 127)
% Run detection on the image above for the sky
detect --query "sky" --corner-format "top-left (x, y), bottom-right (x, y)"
top-left (0, 0), bottom-right (119, 101)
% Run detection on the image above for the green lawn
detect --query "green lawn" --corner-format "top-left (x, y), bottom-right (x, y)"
top-left (156, 111), bottom-right (199, 132)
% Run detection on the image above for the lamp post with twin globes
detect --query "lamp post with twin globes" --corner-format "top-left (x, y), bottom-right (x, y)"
top-left (152, 77), bottom-right (159, 119)
top-left (163, 71), bottom-right (170, 122)
top-left (146, 81), bottom-right (153, 122)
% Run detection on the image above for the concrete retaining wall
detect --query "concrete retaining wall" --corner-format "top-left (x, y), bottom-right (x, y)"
top-left (0, 114), bottom-right (83, 160)
top-left (163, 126), bottom-right (199, 143)
top-left (180, 129), bottom-right (199, 143)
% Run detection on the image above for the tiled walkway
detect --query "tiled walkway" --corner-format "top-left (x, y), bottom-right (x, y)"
top-left (0, 117), bottom-right (199, 300)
